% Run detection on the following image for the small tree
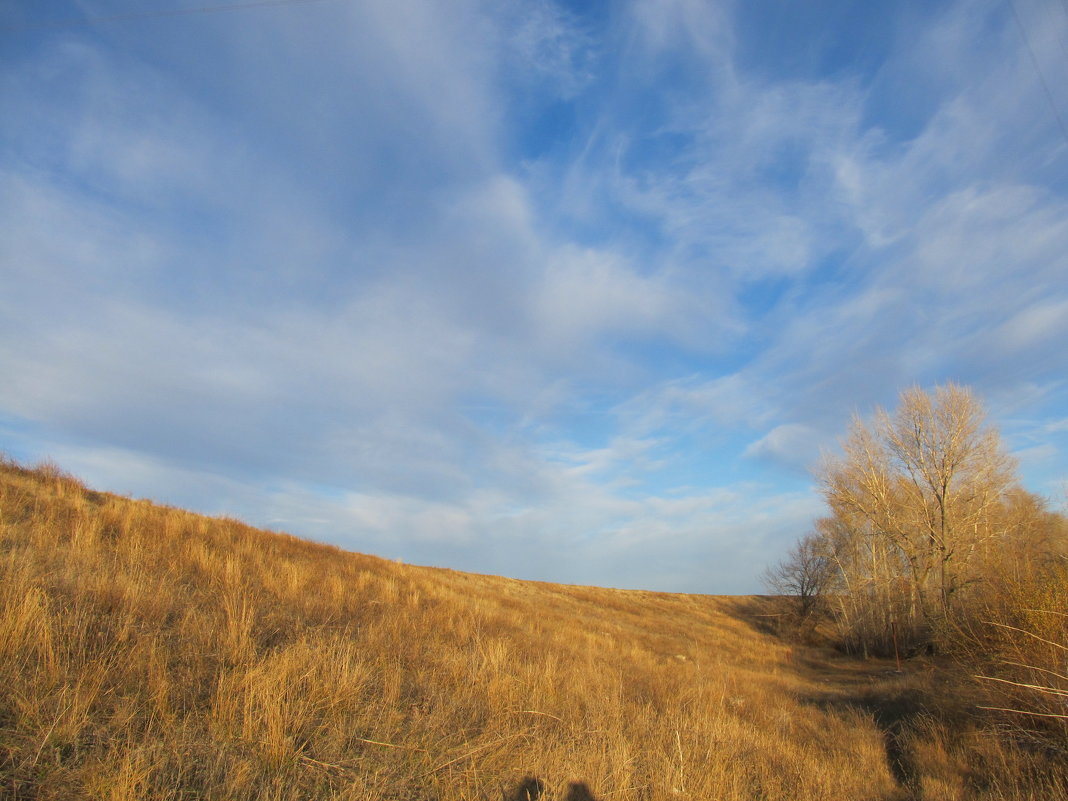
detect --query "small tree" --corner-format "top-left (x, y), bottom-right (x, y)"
top-left (763, 532), bottom-right (833, 627)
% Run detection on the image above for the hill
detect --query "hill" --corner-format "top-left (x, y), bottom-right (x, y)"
top-left (1, 458), bottom-right (1062, 800)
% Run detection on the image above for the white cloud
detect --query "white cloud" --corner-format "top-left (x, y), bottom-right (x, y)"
top-left (1013, 442), bottom-right (1059, 469)
top-left (613, 373), bottom-right (776, 437)
top-left (534, 247), bottom-right (691, 350)
top-left (992, 298), bottom-right (1068, 354)
top-left (743, 424), bottom-right (823, 473)
top-left (502, 0), bottom-right (597, 98)
top-left (627, 0), bottom-right (734, 66)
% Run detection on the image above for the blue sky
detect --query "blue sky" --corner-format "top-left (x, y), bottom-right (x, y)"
top-left (2, 0), bottom-right (1066, 593)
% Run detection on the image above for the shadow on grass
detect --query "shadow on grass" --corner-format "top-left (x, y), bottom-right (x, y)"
top-left (848, 687), bottom-right (927, 790)
top-left (721, 595), bottom-right (837, 649)
top-left (503, 776), bottom-right (544, 800)
top-left (796, 655), bottom-right (932, 799)
top-left (502, 776), bottom-right (600, 801)
top-left (720, 595), bottom-right (785, 637)
top-left (562, 783), bottom-right (599, 801)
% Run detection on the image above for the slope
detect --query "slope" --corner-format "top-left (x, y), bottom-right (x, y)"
top-left (0, 458), bottom-right (1058, 800)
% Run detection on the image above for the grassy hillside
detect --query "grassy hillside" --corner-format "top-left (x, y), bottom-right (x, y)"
top-left (1, 458), bottom-right (1063, 800)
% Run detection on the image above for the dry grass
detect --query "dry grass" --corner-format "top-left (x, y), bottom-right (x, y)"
top-left (1, 457), bottom-right (1063, 800)
top-left (947, 564), bottom-right (1068, 757)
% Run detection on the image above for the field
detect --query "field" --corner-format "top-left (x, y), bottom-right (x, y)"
top-left (1, 458), bottom-right (1063, 800)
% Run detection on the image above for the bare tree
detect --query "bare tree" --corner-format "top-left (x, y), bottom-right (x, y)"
top-left (819, 384), bottom-right (1017, 631)
top-left (763, 531), bottom-right (834, 625)
top-left (817, 513), bottom-right (915, 655)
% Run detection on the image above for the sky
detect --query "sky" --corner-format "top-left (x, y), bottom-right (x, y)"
top-left (1, 0), bottom-right (1067, 594)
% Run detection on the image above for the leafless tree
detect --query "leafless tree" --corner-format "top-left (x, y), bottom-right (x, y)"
top-left (763, 531), bottom-right (834, 624)
top-left (819, 384), bottom-right (1018, 632)
top-left (817, 513), bottom-right (915, 655)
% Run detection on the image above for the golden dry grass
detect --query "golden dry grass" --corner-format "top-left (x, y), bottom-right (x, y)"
top-left (1, 457), bottom-right (1063, 800)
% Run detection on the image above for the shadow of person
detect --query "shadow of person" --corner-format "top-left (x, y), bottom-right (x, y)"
top-left (502, 775), bottom-right (545, 801)
top-left (563, 782), bottom-right (600, 801)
